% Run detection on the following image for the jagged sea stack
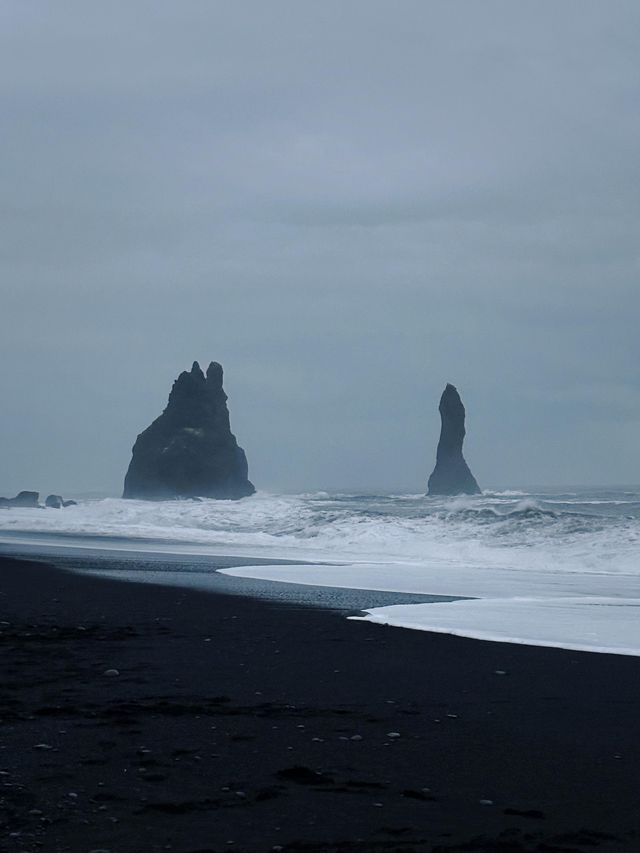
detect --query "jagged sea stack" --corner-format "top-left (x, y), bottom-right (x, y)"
top-left (427, 384), bottom-right (481, 496)
top-left (123, 361), bottom-right (255, 500)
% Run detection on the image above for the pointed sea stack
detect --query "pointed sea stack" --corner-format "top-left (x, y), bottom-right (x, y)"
top-left (123, 361), bottom-right (255, 500)
top-left (427, 384), bottom-right (481, 496)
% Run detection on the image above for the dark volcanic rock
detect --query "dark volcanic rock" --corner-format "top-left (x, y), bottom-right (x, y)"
top-left (427, 384), bottom-right (481, 496)
top-left (44, 494), bottom-right (76, 508)
top-left (123, 361), bottom-right (255, 501)
top-left (0, 490), bottom-right (40, 508)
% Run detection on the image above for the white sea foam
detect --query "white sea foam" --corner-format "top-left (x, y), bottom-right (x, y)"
top-left (1, 488), bottom-right (638, 655)
top-left (352, 597), bottom-right (640, 657)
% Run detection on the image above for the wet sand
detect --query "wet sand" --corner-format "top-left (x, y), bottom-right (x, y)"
top-left (1, 554), bottom-right (639, 852)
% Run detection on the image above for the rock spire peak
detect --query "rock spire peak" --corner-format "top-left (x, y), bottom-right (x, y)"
top-left (427, 384), bottom-right (481, 496)
top-left (123, 361), bottom-right (254, 500)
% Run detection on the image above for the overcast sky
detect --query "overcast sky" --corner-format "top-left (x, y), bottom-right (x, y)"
top-left (1, 1), bottom-right (639, 496)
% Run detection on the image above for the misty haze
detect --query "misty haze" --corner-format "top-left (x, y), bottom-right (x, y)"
top-left (1, 4), bottom-right (639, 852)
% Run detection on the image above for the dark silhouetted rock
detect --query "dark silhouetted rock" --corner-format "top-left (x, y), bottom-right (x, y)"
top-left (0, 492), bottom-right (40, 507)
top-left (44, 494), bottom-right (76, 508)
top-left (0, 491), bottom-right (40, 508)
top-left (427, 384), bottom-right (481, 496)
top-left (12, 490), bottom-right (40, 507)
top-left (123, 361), bottom-right (255, 501)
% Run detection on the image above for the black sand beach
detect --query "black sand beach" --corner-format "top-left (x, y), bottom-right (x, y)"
top-left (1, 554), bottom-right (639, 853)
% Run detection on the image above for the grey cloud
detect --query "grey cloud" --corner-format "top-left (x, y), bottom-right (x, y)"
top-left (1, 1), bottom-right (639, 495)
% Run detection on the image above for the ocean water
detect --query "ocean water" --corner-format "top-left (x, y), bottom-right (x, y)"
top-left (1, 487), bottom-right (638, 656)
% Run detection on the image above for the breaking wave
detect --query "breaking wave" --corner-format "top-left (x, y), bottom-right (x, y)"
top-left (1, 486), bottom-right (639, 655)
top-left (0, 487), bottom-right (638, 575)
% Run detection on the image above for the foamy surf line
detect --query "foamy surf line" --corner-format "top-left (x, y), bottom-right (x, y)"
top-left (220, 564), bottom-right (640, 657)
top-left (351, 597), bottom-right (640, 658)
top-left (1, 488), bottom-right (638, 656)
top-left (2, 532), bottom-right (639, 656)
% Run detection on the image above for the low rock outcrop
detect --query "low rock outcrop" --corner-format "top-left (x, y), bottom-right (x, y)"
top-left (123, 361), bottom-right (255, 501)
top-left (44, 495), bottom-right (77, 508)
top-left (427, 384), bottom-right (481, 496)
top-left (0, 491), bottom-right (76, 509)
top-left (0, 490), bottom-right (40, 508)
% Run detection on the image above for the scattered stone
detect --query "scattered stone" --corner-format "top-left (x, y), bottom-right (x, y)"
top-left (276, 766), bottom-right (334, 785)
top-left (386, 732), bottom-right (401, 739)
top-left (494, 670), bottom-right (508, 676)
top-left (350, 735), bottom-right (363, 741)
top-left (33, 743), bottom-right (53, 750)
top-left (103, 669), bottom-right (120, 678)
top-left (503, 807), bottom-right (545, 819)
top-left (402, 788), bottom-right (435, 801)
top-left (479, 798), bottom-right (494, 806)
